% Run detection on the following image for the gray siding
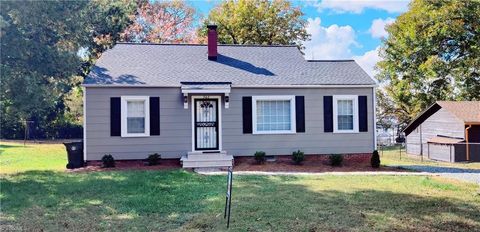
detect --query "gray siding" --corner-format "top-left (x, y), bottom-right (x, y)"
top-left (223, 88), bottom-right (374, 156)
top-left (406, 108), bottom-right (464, 155)
top-left (428, 143), bottom-right (454, 162)
top-left (85, 87), bottom-right (375, 160)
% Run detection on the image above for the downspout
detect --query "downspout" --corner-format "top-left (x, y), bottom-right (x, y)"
top-left (419, 124), bottom-right (423, 156)
top-left (466, 124), bottom-right (472, 161)
top-left (373, 87), bottom-right (377, 151)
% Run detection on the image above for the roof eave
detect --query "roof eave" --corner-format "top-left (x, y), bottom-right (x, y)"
top-left (82, 83), bottom-right (378, 88)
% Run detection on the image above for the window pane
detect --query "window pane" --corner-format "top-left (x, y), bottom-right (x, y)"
top-left (337, 99), bottom-right (353, 130)
top-left (127, 100), bottom-right (145, 133)
top-left (256, 100), bottom-right (291, 132)
top-left (338, 115), bottom-right (353, 130)
top-left (127, 118), bottom-right (145, 133)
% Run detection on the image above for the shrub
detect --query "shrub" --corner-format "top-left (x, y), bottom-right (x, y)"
top-left (254, 151), bottom-right (266, 164)
top-left (146, 153), bottom-right (161, 166)
top-left (292, 150), bottom-right (305, 165)
top-left (101, 154), bottom-right (115, 168)
top-left (371, 150), bottom-right (380, 168)
top-left (329, 154), bottom-right (343, 166)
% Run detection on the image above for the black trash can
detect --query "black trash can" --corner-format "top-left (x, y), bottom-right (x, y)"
top-left (64, 141), bottom-right (84, 169)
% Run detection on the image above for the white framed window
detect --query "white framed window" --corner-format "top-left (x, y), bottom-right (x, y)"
top-left (252, 95), bottom-right (296, 134)
top-left (121, 96), bottom-right (150, 137)
top-left (333, 95), bottom-right (358, 133)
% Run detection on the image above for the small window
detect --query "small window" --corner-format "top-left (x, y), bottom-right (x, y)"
top-left (121, 96), bottom-right (150, 137)
top-left (252, 96), bottom-right (296, 134)
top-left (333, 95), bottom-right (358, 133)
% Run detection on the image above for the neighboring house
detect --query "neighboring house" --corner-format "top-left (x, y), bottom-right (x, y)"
top-left (83, 25), bottom-right (377, 168)
top-left (403, 101), bottom-right (480, 162)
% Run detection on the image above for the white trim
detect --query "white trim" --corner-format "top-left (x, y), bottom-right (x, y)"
top-left (235, 85), bottom-right (377, 88)
top-left (252, 95), bottom-right (296, 134)
top-left (333, 95), bottom-right (359, 133)
top-left (82, 84), bottom-right (377, 88)
top-left (82, 87), bottom-right (87, 161)
top-left (181, 89), bottom-right (231, 94)
top-left (191, 95), bottom-right (222, 152)
top-left (373, 87), bottom-right (377, 150)
top-left (121, 96), bottom-right (150, 137)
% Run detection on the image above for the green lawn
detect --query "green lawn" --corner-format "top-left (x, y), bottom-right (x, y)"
top-left (1, 142), bottom-right (480, 231)
top-left (380, 145), bottom-right (480, 169)
top-left (0, 141), bottom-right (67, 174)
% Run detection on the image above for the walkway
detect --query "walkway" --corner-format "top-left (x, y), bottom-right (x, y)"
top-left (197, 168), bottom-right (480, 184)
top-left (392, 165), bottom-right (480, 183)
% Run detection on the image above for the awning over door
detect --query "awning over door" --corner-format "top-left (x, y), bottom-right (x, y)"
top-left (181, 82), bottom-right (231, 94)
top-left (181, 82), bottom-right (232, 109)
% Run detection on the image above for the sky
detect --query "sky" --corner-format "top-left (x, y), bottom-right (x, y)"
top-left (188, 0), bottom-right (411, 77)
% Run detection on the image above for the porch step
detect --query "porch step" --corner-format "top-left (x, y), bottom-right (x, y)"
top-left (183, 154), bottom-right (232, 161)
top-left (181, 151), bottom-right (233, 168)
top-left (188, 151), bottom-right (227, 156)
top-left (182, 159), bottom-right (233, 168)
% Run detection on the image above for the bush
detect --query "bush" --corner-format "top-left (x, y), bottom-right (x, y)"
top-left (146, 153), bottom-right (161, 166)
top-left (371, 150), bottom-right (380, 168)
top-left (254, 151), bottom-right (266, 164)
top-left (292, 150), bottom-right (305, 165)
top-left (101, 154), bottom-right (115, 168)
top-left (329, 154), bottom-right (343, 166)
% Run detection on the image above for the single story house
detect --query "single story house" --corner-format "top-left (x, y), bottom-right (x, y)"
top-left (403, 101), bottom-right (480, 162)
top-left (83, 25), bottom-right (377, 168)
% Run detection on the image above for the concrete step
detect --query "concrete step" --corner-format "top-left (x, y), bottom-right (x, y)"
top-left (181, 152), bottom-right (233, 168)
top-left (188, 150), bottom-right (227, 156)
top-left (182, 159), bottom-right (233, 168)
top-left (182, 154), bottom-right (233, 161)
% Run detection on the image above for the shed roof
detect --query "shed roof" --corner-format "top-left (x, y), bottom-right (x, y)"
top-left (403, 101), bottom-right (480, 136)
top-left (437, 101), bottom-right (480, 123)
top-left (83, 43), bottom-right (376, 87)
top-left (428, 136), bottom-right (465, 144)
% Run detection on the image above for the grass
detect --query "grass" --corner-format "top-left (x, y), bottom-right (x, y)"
top-left (379, 145), bottom-right (480, 170)
top-left (1, 141), bottom-right (480, 231)
top-left (0, 141), bottom-right (67, 174)
top-left (1, 171), bottom-right (479, 231)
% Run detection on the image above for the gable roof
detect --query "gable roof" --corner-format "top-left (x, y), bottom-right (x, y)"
top-left (403, 101), bottom-right (480, 136)
top-left (83, 43), bottom-right (376, 87)
top-left (436, 101), bottom-right (480, 123)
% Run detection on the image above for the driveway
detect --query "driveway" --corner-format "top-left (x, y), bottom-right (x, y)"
top-left (394, 165), bottom-right (480, 183)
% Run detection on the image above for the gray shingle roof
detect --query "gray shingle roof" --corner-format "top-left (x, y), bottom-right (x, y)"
top-left (84, 43), bottom-right (376, 87)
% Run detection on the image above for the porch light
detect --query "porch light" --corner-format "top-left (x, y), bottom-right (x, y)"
top-left (225, 94), bottom-right (230, 109)
top-left (183, 94), bottom-right (188, 109)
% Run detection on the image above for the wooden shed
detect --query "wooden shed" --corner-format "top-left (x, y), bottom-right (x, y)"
top-left (403, 101), bottom-right (480, 162)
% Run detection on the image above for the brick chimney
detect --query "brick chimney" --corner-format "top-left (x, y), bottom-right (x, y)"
top-left (207, 25), bottom-right (218, 60)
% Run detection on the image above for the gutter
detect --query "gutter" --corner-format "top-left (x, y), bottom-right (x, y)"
top-left (466, 124), bottom-right (472, 161)
top-left (81, 84), bottom-right (378, 88)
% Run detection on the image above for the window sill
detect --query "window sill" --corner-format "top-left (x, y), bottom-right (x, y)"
top-left (121, 134), bottom-right (150, 138)
top-left (253, 131), bottom-right (296, 135)
top-left (333, 130), bottom-right (359, 134)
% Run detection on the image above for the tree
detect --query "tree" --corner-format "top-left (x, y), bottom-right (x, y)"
top-left (377, 0), bottom-right (480, 121)
top-left (121, 1), bottom-right (197, 43)
top-left (0, 0), bottom-right (138, 139)
top-left (201, 0), bottom-right (310, 48)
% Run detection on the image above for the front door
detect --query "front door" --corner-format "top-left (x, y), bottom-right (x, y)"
top-left (194, 98), bottom-right (219, 150)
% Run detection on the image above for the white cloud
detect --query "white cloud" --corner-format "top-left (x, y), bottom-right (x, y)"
top-left (315, 0), bottom-right (409, 14)
top-left (304, 17), bottom-right (358, 60)
top-left (303, 17), bottom-right (383, 79)
top-left (353, 46), bottom-right (382, 77)
top-left (369, 17), bottom-right (395, 38)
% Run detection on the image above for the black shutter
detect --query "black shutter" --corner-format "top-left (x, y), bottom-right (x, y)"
top-left (358, 96), bottom-right (368, 132)
top-left (295, 96), bottom-right (305, 133)
top-left (323, 96), bottom-right (333, 132)
top-left (110, 97), bottom-right (121, 136)
top-left (150, 97), bottom-right (160, 135)
top-left (242, 96), bottom-right (252, 134)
